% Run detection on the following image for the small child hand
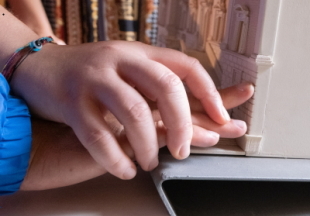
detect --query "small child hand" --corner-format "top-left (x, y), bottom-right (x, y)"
top-left (11, 41), bottom-right (238, 181)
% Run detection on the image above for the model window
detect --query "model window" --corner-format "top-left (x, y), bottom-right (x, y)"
top-left (230, 4), bottom-right (249, 54)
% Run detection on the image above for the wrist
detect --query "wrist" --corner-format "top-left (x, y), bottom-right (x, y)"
top-left (9, 42), bottom-right (65, 122)
top-left (2, 37), bottom-right (55, 83)
top-left (10, 41), bottom-right (55, 92)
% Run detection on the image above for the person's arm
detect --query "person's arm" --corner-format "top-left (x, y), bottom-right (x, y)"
top-left (0, 6), bottom-right (38, 69)
top-left (0, 5), bottom-right (251, 189)
top-left (10, 40), bottom-right (233, 180)
top-left (8, 0), bottom-right (65, 44)
top-left (21, 83), bottom-right (254, 191)
top-left (0, 7), bottom-right (39, 194)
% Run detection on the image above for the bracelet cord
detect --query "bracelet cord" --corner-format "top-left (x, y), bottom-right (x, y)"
top-left (1, 36), bottom-right (54, 82)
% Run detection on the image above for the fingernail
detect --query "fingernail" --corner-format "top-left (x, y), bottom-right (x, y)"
top-left (148, 158), bottom-right (159, 171)
top-left (179, 145), bottom-right (190, 159)
top-left (232, 119), bottom-right (246, 129)
top-left (221, 106), bottom-right (231, 121)
top-left (237, 82), bottom-right (254, 91)
top-left (236, 82), bottom-right (247, 91)
top-left (209, 131), bottom-right (220, 141)
top-left (123, 165), bottom-right (136, 179)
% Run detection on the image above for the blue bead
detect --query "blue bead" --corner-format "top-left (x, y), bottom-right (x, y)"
top-left (30, 40), bottom-right (42, 51)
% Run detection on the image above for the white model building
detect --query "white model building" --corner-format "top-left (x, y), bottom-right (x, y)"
top-left (157, 0), bottom-right (310, 158)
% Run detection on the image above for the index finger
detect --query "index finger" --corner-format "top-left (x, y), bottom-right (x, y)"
top-left (143, 45), bottom-right (230, 125)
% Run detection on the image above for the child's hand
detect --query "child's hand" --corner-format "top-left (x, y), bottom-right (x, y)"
top-left (21, 83), bottom-right (253, 191)
top-left (150, 82), bottom-right (254, 148)
top-left (11, 41), bottom-right (239, 180)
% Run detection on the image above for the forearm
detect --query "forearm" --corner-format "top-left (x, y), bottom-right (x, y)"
top-left (8, 0), bottom-right (53, 36)
top-left (21, 119), bottom-right (108, 191)
top-left (0, 6), bottom-right (38, 69)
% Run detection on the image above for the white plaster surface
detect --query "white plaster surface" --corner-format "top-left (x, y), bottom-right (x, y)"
top-left (258, 0), bottom-right (310, 158)
top-left (157, 0), bottom-right (310, 159)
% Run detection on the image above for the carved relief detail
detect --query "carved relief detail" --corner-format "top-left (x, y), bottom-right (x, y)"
top-left (196, 0), bottom-right (213, 50)
top-left (210, 0), bottom-right (226, 42)
top-left (187, 0), bottom-right (198, 34)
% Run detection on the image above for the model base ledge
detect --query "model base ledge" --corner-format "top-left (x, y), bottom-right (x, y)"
top-left (151, 153), bottom-right (310, 216)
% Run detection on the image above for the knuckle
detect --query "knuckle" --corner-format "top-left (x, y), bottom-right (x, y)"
top-left (199, 86), bottom-right (221, 102)
top-left (167, 121), bottom-right (192, 132)
top-left (208, 87), bottom-right (221, 99)
top-left (180, 121), bottom-right (193, 131)
top-left (126, 101), bottom-right (150, 122)
top-left (82, 129), bottom-right (130, 178)
top-left (159, 73), bottom-right (183, 94)
top-left (102, 42), bottom-right (123, 53)
top-left (108, 157), bottom-right (126, 173)
top-left (84, 129), bottom-right (115, 149)
top-left (187, 56), bottom-right (201, 69)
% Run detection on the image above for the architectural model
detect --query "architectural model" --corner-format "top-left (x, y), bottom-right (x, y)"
top-left (157, 0), bottom-right (310, 158)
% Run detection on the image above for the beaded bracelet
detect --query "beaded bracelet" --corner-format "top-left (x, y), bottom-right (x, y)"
top-left (2, 36), bottom-right (55, 82)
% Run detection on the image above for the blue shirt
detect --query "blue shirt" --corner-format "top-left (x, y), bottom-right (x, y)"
top-left (0, 74), bottom-right (32, 195)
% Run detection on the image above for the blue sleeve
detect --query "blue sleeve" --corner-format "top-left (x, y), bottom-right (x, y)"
top-left (0, 74), bottom-right (32, 195)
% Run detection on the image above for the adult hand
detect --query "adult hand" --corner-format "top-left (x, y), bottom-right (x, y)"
top-left (11, 41), bottom-right (238, 180)
top-left (21, 83), bottom-right (253, 191)
top-left (150, 82), bottom-right (254, 147)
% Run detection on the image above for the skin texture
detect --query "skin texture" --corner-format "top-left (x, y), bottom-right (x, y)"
top-left (0, 6), bottom-right (254, 189)
top-left (21, 83), bottom-right (254, 190)
top-left (10, 41), bottom-right (233, 180)
top-left (8, 0), bottom-right (65, 45)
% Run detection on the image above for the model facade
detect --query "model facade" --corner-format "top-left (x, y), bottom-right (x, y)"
top-left (157, 0), bottom-right (310, 158)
